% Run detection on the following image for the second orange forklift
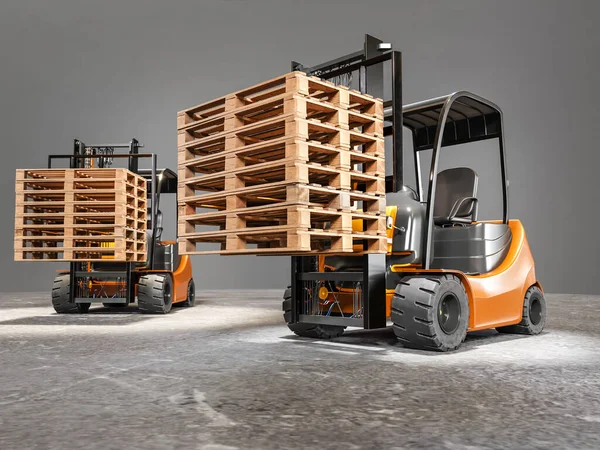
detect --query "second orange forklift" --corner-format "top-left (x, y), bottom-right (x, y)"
top-left (49, 139), bottom-right (195, 314)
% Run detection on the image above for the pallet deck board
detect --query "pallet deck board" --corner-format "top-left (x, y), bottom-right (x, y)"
top-left (178, 72), bottom-right (383, 129)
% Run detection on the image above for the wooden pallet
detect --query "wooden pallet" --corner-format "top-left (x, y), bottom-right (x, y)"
top-left (177, 71), bottom-right (383, 129)
top-left (179, 229), bottom-right (387, 256)
top-left (179, 182), bottom-right (385, 214)
top-left (14, 168), bottom-right (147, 262)
top-left (15, 236), bottom-right (147, 262)
top-left (176, 72), bottom-right (386, 256)
top-left (179, 204), bottom-right (386, 234)
top-left (179, 137), bottom-right (385, 176)
top-left (179, 162), bottom-right (385, 198)
top-left (178, 94), bottom-right (383, 141)
top-left (179, 114), bottom-right (384, 155)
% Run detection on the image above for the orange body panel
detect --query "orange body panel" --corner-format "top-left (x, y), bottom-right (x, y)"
top-left (68, 252), bottom-right (194, 305)
top-left (384, 220), bottom-right (539, 331)
top-left (461, 220), bottom-right (539, 330)
top-left (171, 255), bottom-right (193, 303)
top-left (320, 220), bottom-right (539, 332)
top-left (139, 255), bottom-right (193, 304)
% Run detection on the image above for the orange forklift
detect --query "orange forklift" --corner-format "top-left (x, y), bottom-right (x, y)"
top-left (283, 35), bottom-right (546, 351)
top-left (51, 139), bottom-right (194, 314)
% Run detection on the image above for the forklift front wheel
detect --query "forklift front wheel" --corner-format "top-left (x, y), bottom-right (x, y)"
top-left (392, 274), bottom-right (469, 352)
top-left (137, 273), bottom-right (173, 314)
top-left (282, 287), bottom-right (345, 339)
top-left (52, 274), bottom-right (91, 314)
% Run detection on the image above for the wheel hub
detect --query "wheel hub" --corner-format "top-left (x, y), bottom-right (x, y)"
top-left (438, 293), bottom-right (461, 334)
top-left (529, 297), bottom-right (542, 325)
top-left (188, 283), bottom-right (195, 303)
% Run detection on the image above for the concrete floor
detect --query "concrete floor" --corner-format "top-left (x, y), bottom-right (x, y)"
top-left (0, 291), bottom-right (599, 450)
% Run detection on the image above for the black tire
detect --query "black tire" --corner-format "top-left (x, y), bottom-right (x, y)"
top-left (496, 286), bottom-right (546, 335)
top-left (137, 274), bottom-right (173, 314)
top-left (52, 275), bottom-right (91, 314)
top-left (182, 279), bottom-right (196, 307)
top-left (392, 274), bottom-right (469, 352)
top-left (282, 287), bottom-right (345, 339)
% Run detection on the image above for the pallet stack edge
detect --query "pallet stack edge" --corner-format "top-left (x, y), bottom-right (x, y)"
top-left (14, 168), bottom-right (147, 262)
top-left (177, 71), bottom-right (387, 255)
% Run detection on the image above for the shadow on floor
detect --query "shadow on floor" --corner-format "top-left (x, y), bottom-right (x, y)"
top-left (281, 326), bottom-right (529, 355)
top-left (0, 304), bottom-right (188, 326)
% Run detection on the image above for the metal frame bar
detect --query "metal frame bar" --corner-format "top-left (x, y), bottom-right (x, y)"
top-left (391, 51), bottom-right (403, 191)
top-left (288, 35), bottom-right (396, 330)
top-left (292, 50), bottom-right (364, 77)
top-left (421, 92), bottom-right (509, 269)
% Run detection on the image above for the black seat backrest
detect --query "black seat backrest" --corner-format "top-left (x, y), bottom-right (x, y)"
top-left (433, 167), bottom-right (478, 225)
top-left (147, 210), bottom-right (164, 244)
top-left (155, 210), bottom-right (163, 240)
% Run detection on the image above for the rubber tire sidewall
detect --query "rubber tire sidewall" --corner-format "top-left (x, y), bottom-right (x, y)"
top-left (430, 277), bottom-right (470, 350)
top-left (162, 275), bottom-right (173, 313)
top-left (392, 275), bottom-right (470, 351)
top-left (282, 287), bottom-right (345, 339)
top-left (184, 279), bottom-right (195, 307)
top-left (524, 286), bottom-right (546, 334)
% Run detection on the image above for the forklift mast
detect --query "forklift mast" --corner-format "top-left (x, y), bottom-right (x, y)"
top-left (48, 139), bottom-right (161, 305)
top-left (288, 34), bottom-right (402, 330)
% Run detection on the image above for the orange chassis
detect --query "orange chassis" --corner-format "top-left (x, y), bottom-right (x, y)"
top-left (316, 219), bottom-right (540, 332)
top-left (58, 255), bottom-right (193, 305)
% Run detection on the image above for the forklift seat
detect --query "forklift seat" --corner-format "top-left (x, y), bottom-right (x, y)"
top-left (433, 167), bottom-right (479, 226)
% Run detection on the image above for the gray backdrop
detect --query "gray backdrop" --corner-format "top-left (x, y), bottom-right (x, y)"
top-left (1, 0), bottom-right (598, 294)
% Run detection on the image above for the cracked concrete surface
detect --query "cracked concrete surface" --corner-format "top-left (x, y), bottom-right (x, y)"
top-left (0, 291), bottom-right (599, 449)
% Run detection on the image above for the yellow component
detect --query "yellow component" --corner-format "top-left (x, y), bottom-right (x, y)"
top-left (101, 241), bottom-right (115, 259)
top-left (352, 214), bottom-right (365, 252)
top-left (390, 263), bottom-right (412, 272)
top-left (318, 286), bottom-right (329, 300)
top-left (385, 205), bottom-right (398, 254)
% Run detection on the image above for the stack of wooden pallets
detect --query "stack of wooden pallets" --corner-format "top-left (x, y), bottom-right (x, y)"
top-left (14, 168), bottom-right (147, 262)
top-left (177, 71), bottom-right (387, 255)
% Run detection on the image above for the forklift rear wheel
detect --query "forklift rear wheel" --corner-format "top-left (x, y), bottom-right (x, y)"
top-left (182, 279), bottom-right (196, 307)
top-left (52, 274), bottom-right (91, 314)
top-left (496, 286), bottom-right (546, 335)
top-left (392, 274), bottom-right (469, 352)
top-left (282, 287), bottom-right (345, 339)
top-left (137, 273), bottom-right (173, 314)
